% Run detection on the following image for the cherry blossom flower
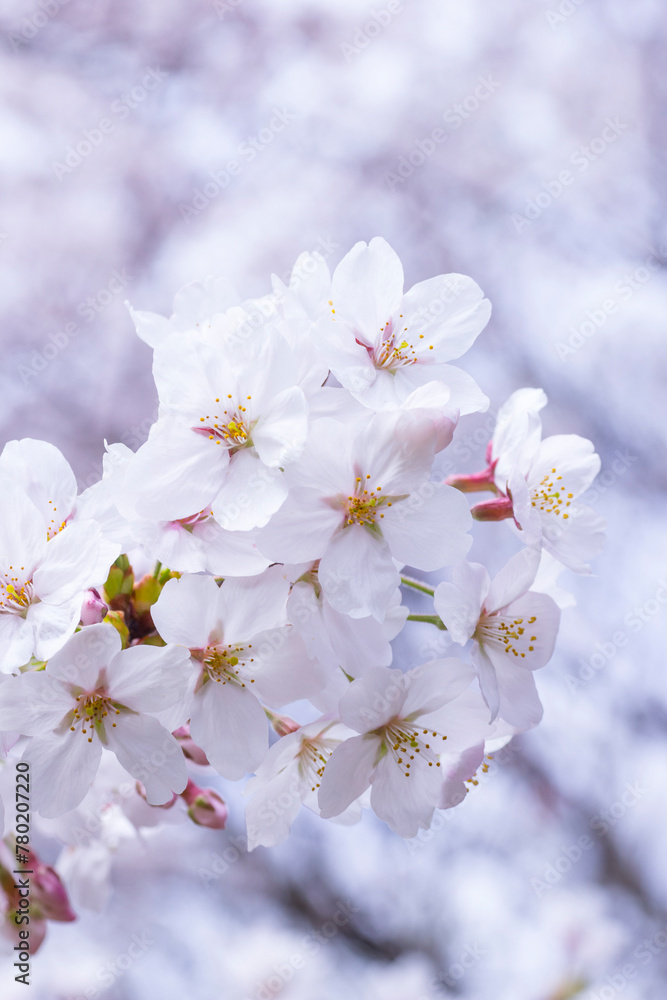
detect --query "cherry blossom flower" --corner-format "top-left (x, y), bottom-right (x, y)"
top-left (318, 661), bottom-right (501, 837)
top-left (151, 571), bottom-right (328, 780)
top-left (245, 718), bottom-right (357, 849)
top-left (257, 410), bottom-right (472, 620)
top-left (0, 623), bottom-right (191, 816)
top-left (434, 547), bottom-right (560, 725)
top-left (322, 237), bottom-right (491, 413)
top-left (0, 483), bottom-right (118, 673)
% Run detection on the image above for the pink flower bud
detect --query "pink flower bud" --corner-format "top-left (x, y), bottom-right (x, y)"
top-left (181, 780), bottom-right (228, 829)
top-left (173, 724), bottom-right (210, 765)
top-left (267, 712), bottom-right (301, 737)
top-left (32, 862), bottom-right (76, 923)
top-left (445, 462), bottom-right (498, 494)
top-left (471, 496), bottom-right (516, 522)
top-left (80, 588), bottom-right (108, 626)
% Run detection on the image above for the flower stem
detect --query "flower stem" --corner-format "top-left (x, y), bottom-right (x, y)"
top-left (153, 560), bottom-right (162, 579)
top-left (400, 574), bottom-right (435, 597)
top-left (407, 614), bottom-right (447, 630)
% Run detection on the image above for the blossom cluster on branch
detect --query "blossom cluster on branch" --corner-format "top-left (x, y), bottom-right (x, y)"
top-left (0, 238), bottom-right (604, 945)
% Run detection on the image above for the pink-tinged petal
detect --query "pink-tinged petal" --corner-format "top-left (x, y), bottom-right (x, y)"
top-left (0, 439), bottom-right (77, 526)
top-left (105, 713), bottom-right (187, 804)
top-left (107, 643), bottom-right (192, 714)
top-left (252, 385), bottom-right (309, 468)
top-left (151, 575), bottom-right (222, 648)
top-left (484, 547), bottom-right (541, 612)
top-left (541, 503), bottom-right (606, 575)
top-left (189, 679), bottom-right (268, 780)
top-left (29, 594), bottom-right (81, 663)
top-left (381, 484), bottom-right (472, 571)
top-left (126, 304), bottom-right (173, 347)
top-left (322, 321), bottom-right (377, 396)
top-left (46, 622), bottom-right (121, 688)
top-left (125, 418), bottom-right (228, 522)
top-left (33, 520), bottom-right (106, 605)
top-left (402, 658), bottom-right (476, 719)
top-left (255, 489), bottom-right (340, 563)
top-left (219, 567), bottom-right (290, 641)
top-left (282, 418), bottom-right (354, 494)
top-left (532, 434), bottom-right (601, 498)
top-left (139, 518), bottom-right (208, 574)
top-left (318, 734), bottom-right (379, 818)
top-left (434, 562), bottom-right (489, 644)
top-left (494, 665), bottom-right (543, 730)
top-left (26, 732), bottom-right (102, 818)
top-left (319, 525), bottom-right (399, 621)
top-left (338, 667), bottom-right (407, 732)
top-left (331, 237), bottom-right (404, 341)
top-left (399, 273), bottom-right (491, 361)
top-left (0, 614), bottom-right (35, 674)
top-left (399, 382), bottom-right (458, 453)
top-left (0, 671), bottom-right (71, 735)
top-left (370, 747), bottom-right (441, 837)
top-left (211, 451), bottom-right (287, 531)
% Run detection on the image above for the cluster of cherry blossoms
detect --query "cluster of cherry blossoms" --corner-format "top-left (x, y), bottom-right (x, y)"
top-left (0, 238), bottom-right (604, 946)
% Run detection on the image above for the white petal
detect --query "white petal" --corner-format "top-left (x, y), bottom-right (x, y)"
top-left (434, 562), bottom-right (489, 644)
top-left (252, 386), bottom-right (309, 468)
top-left (29, 595), bottom-right (82, 663)
top-left (331, 238), bottom-right (404, 340)
top-left (338, 667), bottom-right (407, 732)
top-left (151, 574), bottom-right (222, 648)
top-left (370, 748), bottom-right (441, 837)
top-left (381, 484), bottom-right (472, 571)
top-left (0, 614), bottom-right (35, 674)
top-left (33, 521), bottom-right (107, 605)
top-left (255, 489), bottom-right (340, 563)
top-left (399, 273), bottom-right (491, 361)
top-left (319, 526), bottom-right (399, 621)
top-left (126, 304), bottom-right (173, 347)
top-left (485, 546), bottom-right (541, 612)
top-left (0, 670), bottom-right (71, 734)
top-left (189, 679), bottom-right (268, 780)
top-left (0, 439), bottom-right (77, 527)
top-left (402, 658), bottom-right (476, 719)
top-left (106, 643), bottom-right (192, 713)
top-left (46, 622), bottom-right (121, 688)
top-left (211, 451), bottom-right (287, 531)
top-left (26, 732), bottom-right (102, 818)
top-left (105, 713), bottom-right (187, 803)
top-left (219, 568), bottom-right (289, 641)
top-left (318, 735), bottom-right (379, 818)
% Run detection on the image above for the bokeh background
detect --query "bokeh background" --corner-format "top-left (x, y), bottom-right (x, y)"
top-left (1, 0), bottom-right (666, 997)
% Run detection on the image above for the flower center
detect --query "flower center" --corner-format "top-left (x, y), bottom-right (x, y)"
top-left (202, 642), bottom-right (256, 688)
top-left (371, 316), bottom-right (432, 372)
top-left (380, 721), bottom-right (447, 777)
top-left (332, 474), bottom-right (404, 528)
top-left (67, 692), bottom-right (120, 743)
top-left (0, 573), bottom-right (34, 618)
top-left (530, 467), bottom-right (574, 519)
top-left (475, 612), bottom-right (539, 660)
top-left (298, 738), bottom-right (335, 793)
top-left (193, 394), bottom-right (254, 452)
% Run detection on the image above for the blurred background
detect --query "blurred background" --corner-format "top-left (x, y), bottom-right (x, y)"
top-left (1, 0), bottom-right (666, 996)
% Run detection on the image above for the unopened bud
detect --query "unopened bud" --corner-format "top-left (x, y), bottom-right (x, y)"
top-left (471, 496), bottom-right (516, 522)
top-left (80, 588), bottom-right (108, 626)
top-left (265, 710), bottom-right (300, 737)
top-left (181, 780), bottom-right (228, 829)
top-left (445, 463), bottom-right (497, 494)
top-left (173, 724), bottom-right (210, 765)
top-left (32, 862), bottom-right (76, 922)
